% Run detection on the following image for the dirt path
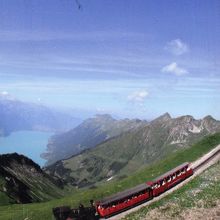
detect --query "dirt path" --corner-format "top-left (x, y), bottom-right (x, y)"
top-left (104, 144), bottom-right (220, 220)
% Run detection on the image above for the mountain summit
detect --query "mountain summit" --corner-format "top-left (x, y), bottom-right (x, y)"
top-left (152, 112), bottom-right (172, 122)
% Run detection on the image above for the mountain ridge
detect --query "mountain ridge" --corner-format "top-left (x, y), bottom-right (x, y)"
top-left (45, 113), bottom-right (220, 188)
top-left (0, 153), bottom-right (64, 205)
top-left (42, 114), bottom-right (147, 165)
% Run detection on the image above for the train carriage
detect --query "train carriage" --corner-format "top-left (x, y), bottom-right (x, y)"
top-left (147, 162), bottom-right (193, 196)
top-left (53, 162), bottom-right (195, 220)
top-left (96, 183), bottom-right (152, 218)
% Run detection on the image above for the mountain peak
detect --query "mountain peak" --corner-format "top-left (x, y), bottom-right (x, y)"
top-left (178, 115), bottom-right (194, 122)
top-left (94, 114), bottom-right (115, 121)
top-left (154, 112), bottom-right (172, 122)
top-left (0, 153), bottom-right (41, 171)
top-left (203, 115), bottom-right (215, 122)
top-left (0, 153), bottom-right (63, 205)
top-left (95, 114), bottom-right (113, 118)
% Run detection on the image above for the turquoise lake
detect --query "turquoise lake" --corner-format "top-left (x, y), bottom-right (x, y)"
top-left (0, 131), bottom-right (53, 167)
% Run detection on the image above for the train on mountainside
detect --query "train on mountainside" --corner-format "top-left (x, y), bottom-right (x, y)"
top-left (53, 162), bottom-right (193, 220)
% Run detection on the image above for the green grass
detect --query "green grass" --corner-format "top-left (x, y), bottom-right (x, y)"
top-left (0, 133), bottom-right (220, 220)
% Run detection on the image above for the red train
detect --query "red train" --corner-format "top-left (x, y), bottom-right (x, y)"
top-left (53, 162), bottom-right (193, 220)
top-left (96, 162), bottom-right (193, 218)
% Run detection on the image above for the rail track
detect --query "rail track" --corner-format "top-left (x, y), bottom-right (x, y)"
top-left (191, 144), bottom-right (220, 172)
top-left (105, 144), bottom-right (220, 220)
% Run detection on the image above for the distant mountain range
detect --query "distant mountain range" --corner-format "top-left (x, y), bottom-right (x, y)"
top-left (42, 114), bottom-right (146, 165)
top-left (45, 113), bottom-right (220, 188)
top-left (0, 96), bottom-right (81, 137)
top-left (0, 153), bottom-right (64, 205)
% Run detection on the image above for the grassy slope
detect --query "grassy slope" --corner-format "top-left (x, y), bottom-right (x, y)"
top-left (0, 162), bottom-right (65, 206)
top-left (123, 161), bottom-right (220, 220)
top-left (0, 133), bottom-right (220, 220)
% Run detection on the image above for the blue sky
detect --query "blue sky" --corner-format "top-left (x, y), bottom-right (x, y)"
top-left (0, 0), bottom-right (219, 119)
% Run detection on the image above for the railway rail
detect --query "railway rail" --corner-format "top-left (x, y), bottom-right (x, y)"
top-left (191, 144), bottom-right (220, 172)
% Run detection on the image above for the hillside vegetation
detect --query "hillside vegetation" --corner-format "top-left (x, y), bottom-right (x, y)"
top-left (0, 133), bottom-right (220, 220)
top-left (45, 114), bottom-right (220, 188)
top-left (42, 114), bottom-right (146, 165)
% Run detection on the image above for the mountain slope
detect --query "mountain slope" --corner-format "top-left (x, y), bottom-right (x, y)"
top-left (42, 114), bottom-right (146, 165)
top-left (45, 114), bottom-right (220, 188)
top-left (0, 153), bottom-right (64, 205)
top-left (1, 134), bottom-right (220, 220)
top-left (0, 97), bottom-right (81, 137)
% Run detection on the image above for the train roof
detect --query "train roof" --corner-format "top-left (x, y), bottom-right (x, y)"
top-left (98, 183), bottom-right (150, 206)
top-left (151, 162), bottom-right (189, 183)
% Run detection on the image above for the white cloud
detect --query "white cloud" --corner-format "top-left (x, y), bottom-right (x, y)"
top-left (0, 90), bottom-right (16, 100)
top-left (0, 91), bottom-right (9, 96)
top-left (161, 62), bottom-right (188, 76)
top-left (127, 90), bottom-right (149, 103)
top-left (165, 39), bottom-right (189, 56)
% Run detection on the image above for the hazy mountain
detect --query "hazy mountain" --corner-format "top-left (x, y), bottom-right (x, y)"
top-left (45, 113), bottom-right (220, 188)
top-left (0, 96), bottom-right (81, 137)
top-left (0, 153), bottom-right (64, 205)
top-left (42, 114), bottom-right (146, 165)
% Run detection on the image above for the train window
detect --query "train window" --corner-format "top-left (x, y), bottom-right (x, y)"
top-left (167, 176), bottom-right (171, 182)
top-left (172, 173), bottom-right (176, 179)
top-left (177, 171), bottom-right (181, 176)
top-left (162, 179), bottom-right (166, 185)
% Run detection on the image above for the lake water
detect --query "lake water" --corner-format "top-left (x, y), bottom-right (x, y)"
top-left (0, 131), bottom-right (53, 167)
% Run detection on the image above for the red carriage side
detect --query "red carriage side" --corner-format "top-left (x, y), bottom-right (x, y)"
top-left (96, 183), bottom-right (152, 218)
top-left (147, 162), bottom-right (193, 197)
